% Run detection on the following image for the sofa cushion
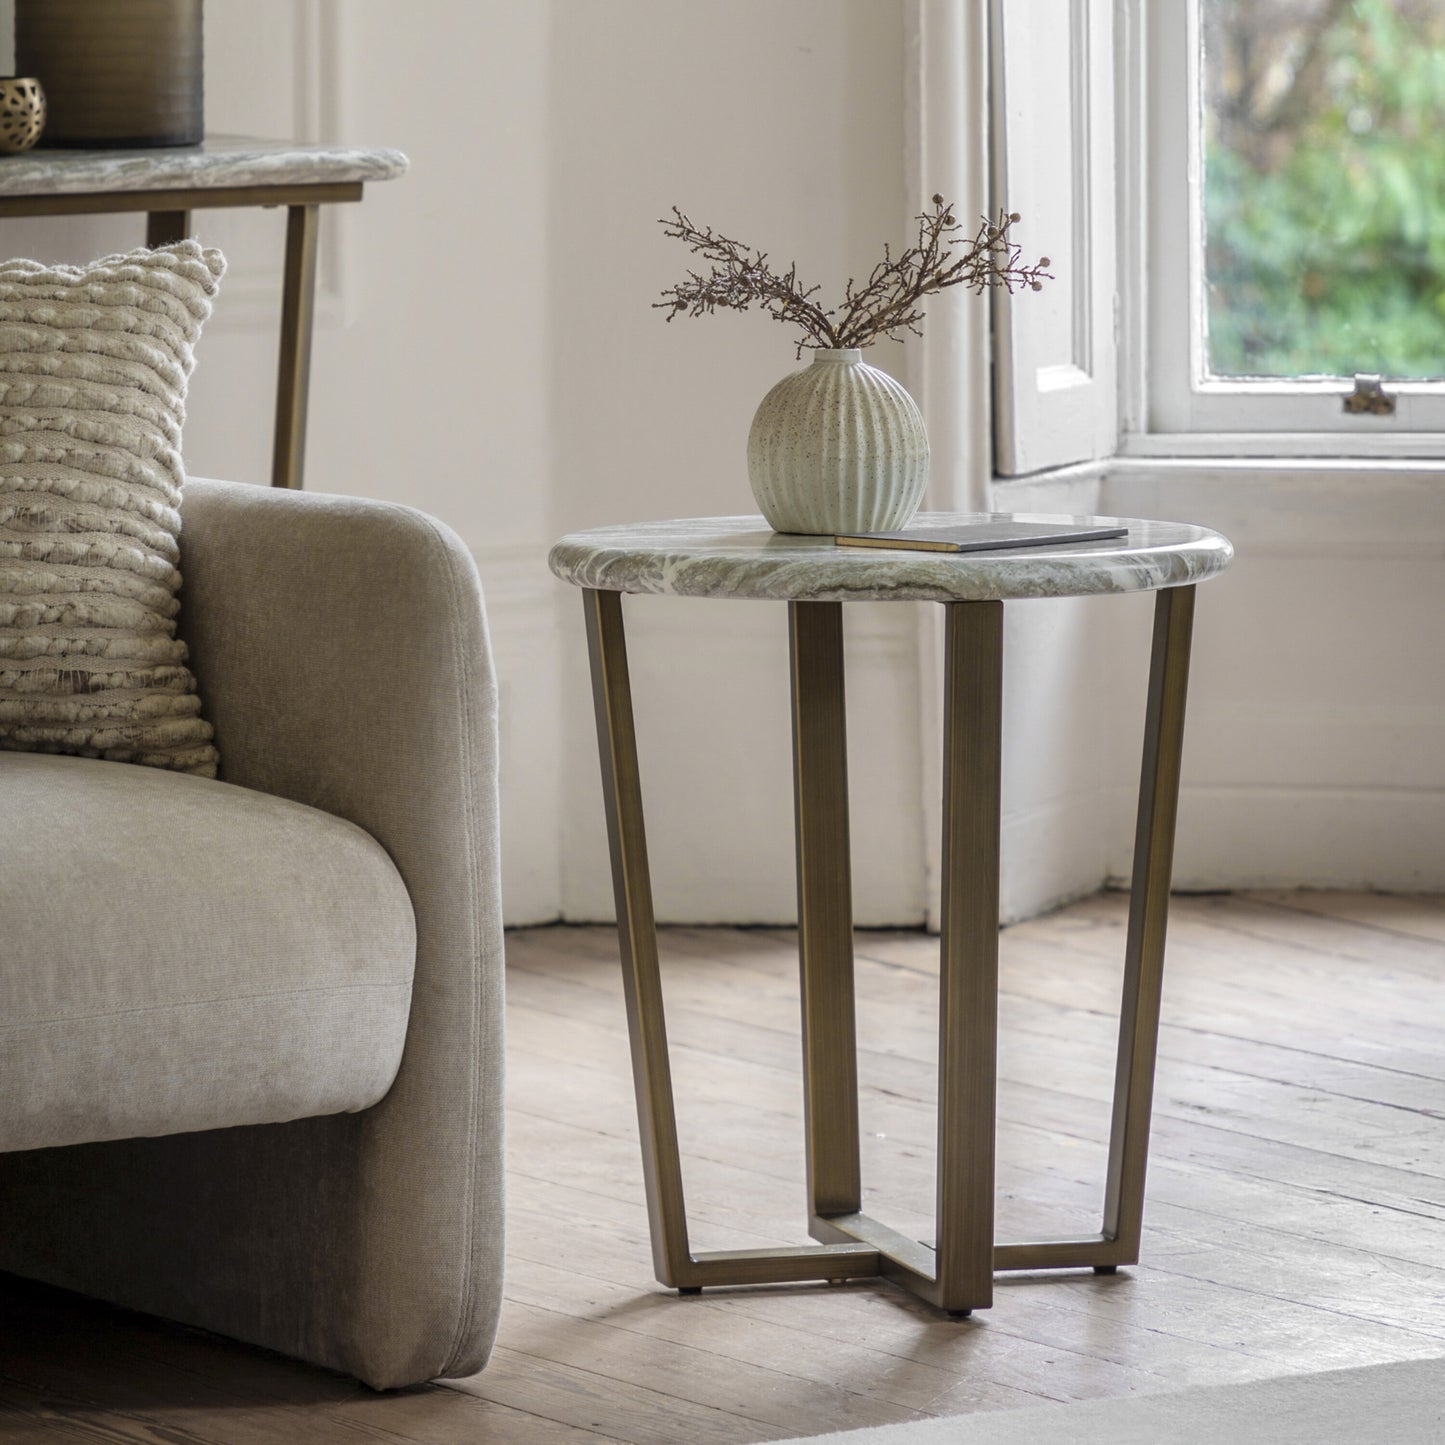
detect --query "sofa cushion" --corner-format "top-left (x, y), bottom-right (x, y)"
top-left (0, 241), bottom-right (224, 776)
top-left (0, 751), bottom-right (416, 1152)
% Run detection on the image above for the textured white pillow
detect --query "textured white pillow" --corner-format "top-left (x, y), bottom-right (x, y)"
top-left (0, 239), bottom-right (224, 776)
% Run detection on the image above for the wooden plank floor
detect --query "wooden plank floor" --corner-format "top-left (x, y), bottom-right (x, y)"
top-left (3, 891), bottom-right (1444, 1443)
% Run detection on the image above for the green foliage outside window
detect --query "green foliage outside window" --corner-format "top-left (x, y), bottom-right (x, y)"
top-left (1204, 0), bottom-right (1445, 378)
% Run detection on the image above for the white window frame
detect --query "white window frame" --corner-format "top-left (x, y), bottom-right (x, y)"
top-left (1121, 0), bottom-right (1445, 460)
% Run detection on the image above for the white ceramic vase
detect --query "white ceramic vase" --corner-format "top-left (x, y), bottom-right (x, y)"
top-left (746, 348), bottom-right (930, 535)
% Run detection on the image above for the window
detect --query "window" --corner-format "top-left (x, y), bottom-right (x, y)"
top-left (991, 0), bottom-right (1118, 476)
top-left (1143, 0), bottom-right (1445, 445)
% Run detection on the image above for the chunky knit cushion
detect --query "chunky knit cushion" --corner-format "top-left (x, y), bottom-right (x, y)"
top-left (0, 240), bottom-right (224, 776)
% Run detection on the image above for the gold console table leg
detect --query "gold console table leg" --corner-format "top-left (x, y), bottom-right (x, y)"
top-left (582, 584), bottom-right (1196, 1308)
top-left (272, 203), bottom-right (319, 490)
top-left (145, 210), bottom-right (191, 247)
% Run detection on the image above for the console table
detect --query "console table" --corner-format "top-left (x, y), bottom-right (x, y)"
top-left (0, 134), bottom-right (407, 490)
top-left (549, 512), bottom-right (1233, 1317)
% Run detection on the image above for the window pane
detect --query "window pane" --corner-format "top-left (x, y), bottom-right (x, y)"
top-left (1202, 0), bottom-right (1445, 380)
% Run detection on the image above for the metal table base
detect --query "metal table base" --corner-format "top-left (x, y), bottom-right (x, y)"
top-left (583, 584), bottom-right (1195, 1316)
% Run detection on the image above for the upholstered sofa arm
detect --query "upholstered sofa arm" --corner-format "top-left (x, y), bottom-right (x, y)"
top-left (180, 479), bottom-right (498, 869)
top-left (0, 479), bottom-right (505, 1389)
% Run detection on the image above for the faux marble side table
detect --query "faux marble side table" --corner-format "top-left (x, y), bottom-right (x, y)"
top-left (0, 135), bottom-right (407, 489)
top-left (549, 512), bottom-right (1233, 1318)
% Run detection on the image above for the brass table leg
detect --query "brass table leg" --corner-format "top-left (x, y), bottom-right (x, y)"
top-left (145, 210), bottom-right (191, 247)
top-left (992, 584), bottom-right (1197, 1274)
top-left (934, 600), bottom-right (1003, 1314)
top-left (1104, 583), bottom-right (1196, 1260)
top-left (790, 602), bottom-right (863, 1222)
top-left (584, 584), bottom-right (1196, 1305)
top-left (583, 589), bottom-right (878, 1291)
top-left (272, 203), bottom-right (319, 490)
top-left (810, 600), bottom-right (1003, 1315)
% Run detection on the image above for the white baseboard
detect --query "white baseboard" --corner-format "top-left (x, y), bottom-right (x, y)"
top-left (1148, 784), bottom-right (1445, 894)
top-left (1001, 788), bottom-right (1114, 925)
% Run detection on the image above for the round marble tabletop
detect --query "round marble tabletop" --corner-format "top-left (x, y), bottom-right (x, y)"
top-left (548, 513), bottom-right (1233, 604)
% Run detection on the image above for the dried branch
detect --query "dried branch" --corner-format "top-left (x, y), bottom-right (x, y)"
top-left (655, 196), bottom-right (1051, 355)
top-left (653, 209), bottom-right (841, 352)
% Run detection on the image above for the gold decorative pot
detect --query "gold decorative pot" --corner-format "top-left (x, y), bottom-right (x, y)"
top-left (0, 77), bottom-right (46, 155)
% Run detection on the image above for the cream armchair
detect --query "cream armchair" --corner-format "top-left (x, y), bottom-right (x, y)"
top-left (0, 478), bottom-right (505, 1390)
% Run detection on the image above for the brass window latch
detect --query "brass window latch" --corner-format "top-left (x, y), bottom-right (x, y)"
top-left (1343, 374), bottom-right (1397, 416)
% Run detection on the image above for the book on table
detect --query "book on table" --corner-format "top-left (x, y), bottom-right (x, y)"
top-left (833, 520), bottom-right (1129, 554)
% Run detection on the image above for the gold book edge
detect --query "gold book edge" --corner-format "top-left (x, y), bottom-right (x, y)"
top-left (834, 535), bottom-right (959, 553)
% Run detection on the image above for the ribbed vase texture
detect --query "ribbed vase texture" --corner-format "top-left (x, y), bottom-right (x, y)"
top-left (747, 349), bottom-right (929, 535)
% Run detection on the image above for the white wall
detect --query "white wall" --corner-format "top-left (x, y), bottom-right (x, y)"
top-left (191, 1), bottom-right (564, 923)
top-left (546, 0), bottom-right (924, 924)
top-left (1107, 464), bottom-right (1445, 893)
top-left (993, 461), bottom-right (1445, 900)
top-left (196, 0), bottom-right (922, 927)
top-left (984, 469), bottom-right (1134, 924)
top-left (9, 2), bottom-right (1436, 926)
top-left (273, 2), bottom-right (564, 924)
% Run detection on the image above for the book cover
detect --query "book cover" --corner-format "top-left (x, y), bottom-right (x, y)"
top-left (834, 521), bottom-right (1129, 554)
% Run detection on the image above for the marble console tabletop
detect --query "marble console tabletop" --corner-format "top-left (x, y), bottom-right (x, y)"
top-left (549, 513), bottom-right (1234, 604)
top-left (0, 134), bottom-right (408, 195)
